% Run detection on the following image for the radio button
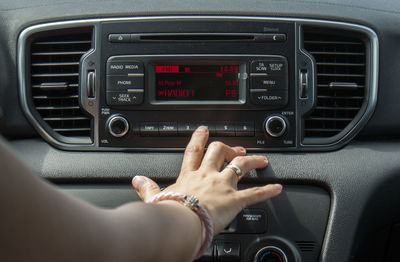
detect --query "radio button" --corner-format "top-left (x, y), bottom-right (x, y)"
top-left (250, 61), bottom-right (269, 74)
top-left (159, 122), bottom-right (178, 136)
top-left (107, 61), bottom-right (144, 75)
top-left (108, 34), bottom-right (131, 43)
top-left (107, 91), bottom-right (144, 106)
top-left (140, 123), bottom-right (159, 136)
top-left (267, 61), bottom-right (286, 74)
top-left (250, 59), bottom-right (287, 75)
top-left (178, 123), bottom-right (216, 136)
top-left (250, 90), bottom-right (288, 106)
top-left (178, 122), bottom-right (197, 136)
top-left (250, 76), bottom-right (287, 90)
top-left (235, 122), bottom-right (255, 137)
top-left (216, 123), bottom-right (235, 136)
top-left (107, 75), bottom-right (144, 91)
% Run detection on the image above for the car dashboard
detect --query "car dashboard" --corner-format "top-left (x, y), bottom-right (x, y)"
top-left (1, 0), bottom-right (400, 261)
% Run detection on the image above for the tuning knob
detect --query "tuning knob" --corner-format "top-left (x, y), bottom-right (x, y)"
top-left (254, 246), bottom-right (288, 262)
top-left (265, 115), bottom-right (287, 138)
top-left (107, 115), bottom-right (129, 137)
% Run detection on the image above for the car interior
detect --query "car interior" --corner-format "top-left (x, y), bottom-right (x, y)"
top-left (1, 0), bottom-right (400, 261)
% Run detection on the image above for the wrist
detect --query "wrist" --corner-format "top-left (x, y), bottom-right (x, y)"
top-left (147, 192), bottom-right (213, 259)
top-left (157, 200), bottom-right (205, 252)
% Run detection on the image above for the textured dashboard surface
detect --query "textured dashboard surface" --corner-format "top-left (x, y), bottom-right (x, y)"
top-left (10, 139), bottom-right (400, 261)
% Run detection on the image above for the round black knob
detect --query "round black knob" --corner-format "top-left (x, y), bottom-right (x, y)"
top-left (254, 246), bottom-right (288, 262)
top-left (265, 116), bottom-right (287, 138)
top-left (107, 115), bottom-right (129, 138)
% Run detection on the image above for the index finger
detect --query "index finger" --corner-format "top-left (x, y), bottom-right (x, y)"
top-left (181, 126), bottom-right (209, 172)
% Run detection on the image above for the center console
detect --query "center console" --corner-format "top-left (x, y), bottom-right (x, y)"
top-left (92, 19), bottom-right (297, 150)
top-left (19, 17), bottom-right (377, 151)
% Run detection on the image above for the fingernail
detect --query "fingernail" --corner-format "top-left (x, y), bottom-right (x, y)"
top-left (196, 126), bottom-right (208, 132)
top-left (132, 176), bottom-right (146, 191)
top-left (273, 184), bottom-right (283, 192)
top-left (236, 146), bottom-right (246, 154)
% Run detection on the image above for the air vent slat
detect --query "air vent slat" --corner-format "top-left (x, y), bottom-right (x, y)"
top-left (32, 83), bottom-right (78, 89)
top-left (318, 95), bottom-right (364, 100)
top-left (43, 116), bottom-right (90, 121)
top-left (32, 51), bottom-right (87, 56)
top-left (30, 29), bottom-right (93, 138)
top-left (318, 84), bottom-right (364, 89)
top-left (308, 117), bottom-right (354, 121)
top-left (304, 128), bottom-right (343, 132)
top-left (309, 51), bottom-right (364, 56)
top-left (32, 73), bottom-right (80, 77)
top-left (34, 40), bottom-right (92, 45)
top-left (32, 62), bottom-right (80, 66)
top-left (33, 95), bottom-right (79, 99)
top-left (304, 40), bottom-right (362, 45)
top-left (315, 106), bottom-right (360, 111)
top-left (36, 106), bottom-right (80, 110)
top-left (303, 28), bottom-right (366, 138)
top-left (317, 73), bottom-right (365, 77)
top-left (53, 128), bottom-right (91, 132)
top-left (316, 62), bottom-right (365, 67)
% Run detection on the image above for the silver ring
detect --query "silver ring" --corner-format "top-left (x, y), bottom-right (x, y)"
top-left (226, 164), bottom-right (243, 179)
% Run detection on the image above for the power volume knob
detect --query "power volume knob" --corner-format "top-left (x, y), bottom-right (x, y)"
top-left (265, 116), bottom-right (287, 138)
top-left (107, 115), bottom-right (129, 138)
top-left (254, 246), bottom-right (288, 262)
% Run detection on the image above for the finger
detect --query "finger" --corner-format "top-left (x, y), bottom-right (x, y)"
top-left (200, 142), bottom-right (246, 171)
top-left (235, 184), bottom-right (282, 207)
top-left (132, 176), bottom-right (161, 202)
top-left (181, 126), bottom-right (209, 172)
top-left (221, 155), bottom-right (268, 182)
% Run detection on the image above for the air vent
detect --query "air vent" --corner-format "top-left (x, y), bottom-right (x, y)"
top-left (30, 28), bottom-right (93, 137)
top-left (296, 241), bottom-right (316, 253)
top-left (303, 28), bottom-right (366, 138)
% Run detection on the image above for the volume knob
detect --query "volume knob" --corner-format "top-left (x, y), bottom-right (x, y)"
top-left (107, 115), bottom-right (129, 138)
top-left (265, 115), bottom-right (287, 138)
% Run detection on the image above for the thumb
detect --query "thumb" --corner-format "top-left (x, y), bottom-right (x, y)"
top-left (235, 184), bottom-right (283, 208)
top-left (132, 176), bottom-right (161, 202)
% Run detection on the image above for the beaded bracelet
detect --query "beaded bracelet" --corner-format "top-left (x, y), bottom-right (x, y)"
top-left (147, 192), bottom-right (214, 260)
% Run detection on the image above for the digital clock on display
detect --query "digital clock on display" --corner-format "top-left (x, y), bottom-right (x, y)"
top-left (154, 63), bottom-right (244, 101)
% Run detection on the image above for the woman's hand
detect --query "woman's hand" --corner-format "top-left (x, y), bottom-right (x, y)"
top-left (131, 126), bottom-right (282, 235)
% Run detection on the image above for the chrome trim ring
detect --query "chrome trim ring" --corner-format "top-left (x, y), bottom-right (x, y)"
top-left (265, 116), bottom-right (287, 138)
top-left (107, 115), bottom-right (129, 138)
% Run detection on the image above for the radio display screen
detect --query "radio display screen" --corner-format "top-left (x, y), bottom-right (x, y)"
top-left (154, 63), bottom-right (243, 101)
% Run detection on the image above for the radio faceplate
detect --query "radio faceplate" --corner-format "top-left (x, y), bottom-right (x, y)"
top-left (96, 19), bottom-right (297, 149)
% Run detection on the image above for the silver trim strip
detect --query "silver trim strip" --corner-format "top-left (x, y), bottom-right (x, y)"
top-left (250, 89), bottom-right (268, 92)
top-left (250, 73), bottom-right (268, 77)
top-left (127, 89), bottom-right (144, 93)
top-left (127, 73), bottom-right (145, 77)
top-left (18, 16), bottom-right (378, 151)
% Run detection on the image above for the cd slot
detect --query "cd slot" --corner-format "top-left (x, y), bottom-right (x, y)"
top-left (130, 33), bottom-right (286, 42)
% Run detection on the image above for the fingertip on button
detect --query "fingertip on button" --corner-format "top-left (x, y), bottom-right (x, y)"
top-left (196, 126), bottom-right (209, 132)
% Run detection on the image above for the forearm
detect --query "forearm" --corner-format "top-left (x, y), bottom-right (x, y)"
top-left (107, 200), bottom-right (203, 262)
top-left (0, 137), bottom-right (202, 262)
